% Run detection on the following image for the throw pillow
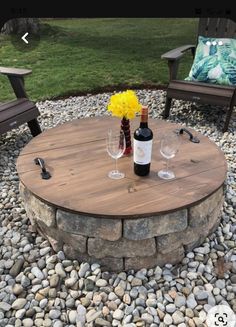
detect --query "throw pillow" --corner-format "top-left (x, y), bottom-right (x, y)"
top-left (185, 36), bottom-right (236, 85)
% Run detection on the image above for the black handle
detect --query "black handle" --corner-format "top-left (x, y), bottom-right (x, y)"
top-left (34, 157), bottom-right (51, 180)
top-left (178, 128), bottom-right (200, 143)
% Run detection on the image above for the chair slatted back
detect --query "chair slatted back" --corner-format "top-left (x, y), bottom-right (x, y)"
top-left (198, 18), bottom-right (236, 38)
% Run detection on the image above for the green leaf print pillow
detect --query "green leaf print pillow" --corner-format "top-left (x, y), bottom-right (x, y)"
top-left (185, 36), bottom-right (236, 85)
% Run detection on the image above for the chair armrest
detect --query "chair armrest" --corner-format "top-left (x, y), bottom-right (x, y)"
top-left (161, 45), bottom-right (195, 61)
top-left (0, 66), bottom-right (32, 77)
top-left (0, 67), bottom-right (32, 98)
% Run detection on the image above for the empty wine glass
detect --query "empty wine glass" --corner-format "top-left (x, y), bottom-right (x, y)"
top-left (107, 129), bottom-right (126, 179)
top-left (158, 132), bottom-right (181, 180)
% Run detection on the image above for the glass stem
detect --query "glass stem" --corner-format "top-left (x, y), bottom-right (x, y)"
top-left (166, 158), bottom-right (170, 172)
top-left (115, 158), bottom-right (118, 172)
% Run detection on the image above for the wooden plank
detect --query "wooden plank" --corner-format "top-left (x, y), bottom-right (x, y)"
top-left (198, 18), bottom-right (208, 36)
top-left (198, 18), bottom-right (236, 38)
top-left (167, 81), bottom-right (235, 106)
top-left (17, 118), bottom-right (227, 218)
top-left (206, 18), bottom-right (220, 37)
top-left (70, 167), bottom-right (226, 217)
top-left (19, 117), bottom-right (169, 155)
top-left (8, 76), bottom-right (28, 99)
top-left (169, 81), bottom-right (235, 94)
top-left (226, 19), bottom-right (236, 38)
top-left (27, 119), bottom-right (42, 137)
top-left (217, 18), bottom-right (228, 36)
top-left (0, 107), bottom-right (40, 135)
top-left (161, 45), bottom-right (195, 60)
top-left (17, 130), bottom-right (224, 178)
top-left (19, 164), bottom-right (225, 217)
top-left (167, 90), bottom-right (232, 107)
top-left (18, 148), bottom-right (226, 201)
top-left (0, 66), bottom-right (32, 76)
top-left (0, 99), bottom-right (27, 111)
top-left (0, 99), bottom-right (36, 122)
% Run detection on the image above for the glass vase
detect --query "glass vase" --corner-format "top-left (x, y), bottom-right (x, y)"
top-left (120, 117), bottom-right (132, 155)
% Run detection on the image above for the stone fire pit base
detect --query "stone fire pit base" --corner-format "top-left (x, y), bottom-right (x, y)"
top-left (20, 183), bottom-right (224, 272)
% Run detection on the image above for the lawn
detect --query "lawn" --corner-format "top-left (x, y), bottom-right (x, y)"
top-left (0, 18), bottom-right (198, 102)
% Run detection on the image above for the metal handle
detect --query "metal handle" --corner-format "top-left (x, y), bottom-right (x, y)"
top-left (178, 128), bottom-right (200, 143)
top-left (34, 157), bottom-right (51, 179)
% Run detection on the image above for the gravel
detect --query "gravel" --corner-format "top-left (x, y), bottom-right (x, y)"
top-left (0, 89), bottom-right (236, 326)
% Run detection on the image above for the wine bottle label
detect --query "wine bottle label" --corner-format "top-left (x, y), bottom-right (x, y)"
top-left (133, 139), bottom-right (153, 165)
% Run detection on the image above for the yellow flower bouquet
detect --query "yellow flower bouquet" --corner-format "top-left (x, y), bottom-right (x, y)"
top-left (107, 90), bottom-right (142, 155)
top-left (107, 90), bottom-right (142, 119)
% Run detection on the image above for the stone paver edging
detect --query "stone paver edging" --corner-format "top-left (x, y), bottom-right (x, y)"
top-left (20, 182), bottom-right (224, 271)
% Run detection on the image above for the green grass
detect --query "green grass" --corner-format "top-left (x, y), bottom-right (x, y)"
top-left (0, 18), bottom-right (198, 102)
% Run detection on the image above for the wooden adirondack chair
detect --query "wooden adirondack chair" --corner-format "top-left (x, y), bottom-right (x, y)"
top-left (161, 18), bottom-right (236, 132)
top-left (0, 66), bottom-right (41, 137)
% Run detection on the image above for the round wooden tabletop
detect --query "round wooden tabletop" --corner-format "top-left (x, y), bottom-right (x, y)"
top-left (17, 117), bottom-right (227, 218)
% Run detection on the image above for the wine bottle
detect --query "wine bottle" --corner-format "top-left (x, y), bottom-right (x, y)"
top-left (133, 106), bottom-right (153, 176)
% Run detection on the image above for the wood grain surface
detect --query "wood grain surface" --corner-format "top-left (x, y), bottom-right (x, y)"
top-left (17, 117), bottom-right (227, 218)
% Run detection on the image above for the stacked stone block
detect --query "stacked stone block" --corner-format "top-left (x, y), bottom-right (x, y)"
top-left (20, 182), bottom-right (224, 271)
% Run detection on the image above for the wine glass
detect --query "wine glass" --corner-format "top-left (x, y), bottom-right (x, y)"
top-left (107, 129), bottom-right (126, 179)
top-left (158, 132), bottom-right (181, 180)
